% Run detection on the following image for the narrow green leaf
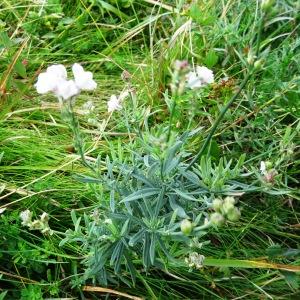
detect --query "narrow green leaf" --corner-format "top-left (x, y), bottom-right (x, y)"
top-left (121, 188), bottom-right (160, 203)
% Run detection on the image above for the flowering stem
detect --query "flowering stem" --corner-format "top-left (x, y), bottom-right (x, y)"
top-left (166, 96), bottom-right (177, 142)
top-left (185, 72), bottom-right (252, 171)
top-left (66, 101), bottom-right (96, 174)
top-left (185, 11), bottom-right (266, 172)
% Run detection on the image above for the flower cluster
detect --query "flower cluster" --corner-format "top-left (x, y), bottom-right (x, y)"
top-left (260, 161), bottom-right (277, 183)
top-left (185, 252), bottom-right (205, 270)
top-left (20, 210), bottom-right (53, 235)
top-left (171, 60), bottom-right (215, 94)
top-left (35, 63), bottom-right (97, 100)
top-left (210, 196), bottom-right (241, 227)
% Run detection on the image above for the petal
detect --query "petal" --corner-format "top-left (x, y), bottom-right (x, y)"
top-left (196, 66), bottom-right (214, 84)
top-left (107, 95), bottom-right (121, 112)
top-left (186, 71), bottom-right (202, 89)
top-left (55, 80), bottom-right (79, 100)
top-left (119, 90), bottom-right (129, 101)
top-left (260, 161), bottom-right (266, 173)
top-left (75, 73), bottom-right (97, 90)
top-left (72, 63), bottom-right (85, 77)
top-left (47, 64), bottom-right (67, 80)
top-left (35, 72), bottom-right (57, 94)
top-left (72, 64), bottom-right (97, 91)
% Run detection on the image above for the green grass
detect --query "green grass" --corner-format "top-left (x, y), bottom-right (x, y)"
top-left (0, 0), bottom-right (300, 299)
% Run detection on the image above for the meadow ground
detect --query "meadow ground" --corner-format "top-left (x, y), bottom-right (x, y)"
top-left (0, 0), bottom-right (299, 299)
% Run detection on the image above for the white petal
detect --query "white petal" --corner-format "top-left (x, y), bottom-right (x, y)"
top-left (119, 90), bottom-right (129, 101)
top-left (72, 63), bottom-right (97, 91)
top-left (55, 80), bottom-right (79, 100)
top-left (260, 161), bottom-right (266, 173)
top-left (47, 64), bottom-right (67, 80)
top-left (72, 63), bottom-right (84, 76)
top-left (107, 95), bottom-right (121, 112)
top-left (186, 71), bottom-right (202, 89)
top-left (196, 66), bottom-right (214, 84)
top-left (35, 64), bottom-right (68, 95)
top-left (35, 72), bottom-right (57, 94)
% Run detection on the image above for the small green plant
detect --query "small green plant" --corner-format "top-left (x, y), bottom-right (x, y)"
top-left (60, 128), bottom-right (244, 286)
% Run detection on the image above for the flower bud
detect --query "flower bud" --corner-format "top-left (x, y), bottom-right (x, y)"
top-left (224, 196), bottom-right (235, 205)
top-left (173, 60), bottom-right (189, 71)
top-left (210, 212), bottom-right (225, 227)
top-left (265, 161), bottom-right (273, 170)
top-left (254, 59), bottom-right (264, 70)
top-left (261, 0), bottom-right (275, 12)
top-left (222, 202), bottom-right (235, 215)
top-left (212, 198), bottom-right (223, 212)
top-left (226, 207), bottom-right (241, 222)
top-left (247, 52), bottom-right (255, 65)
top-left (181, 219), bottom-right (193, 235)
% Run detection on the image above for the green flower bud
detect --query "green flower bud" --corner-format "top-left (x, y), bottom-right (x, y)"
top-left (254, 59), bottom-right (264, 70)
top-left (247, 52), bottom-right (255, 65)
top-left (227, 207), bottom-right (241, 222)
top-left (222, 202), bottom-right (235, 215)
top-left (261, 0), bottom-right (275, 12)
top-left (223, 196), bottom-right (236, 214)
top-left (265, 161), bottom-right (273, 170)
top-left (224, 196), bottom-right (235, 205)
top-left (212, 198), bottom-right (223, 212)
top-left (181, 219), bottom-right (193, 235)
top-left (210, 213), bottom-right (225, 227)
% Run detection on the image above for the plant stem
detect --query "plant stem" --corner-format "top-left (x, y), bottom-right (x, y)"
top-left (166, 97), bottom-right (177, 142)
top-left (185, 72), bottom-right (252, 171)
top-left (67, 102), bottom-right (96, 174)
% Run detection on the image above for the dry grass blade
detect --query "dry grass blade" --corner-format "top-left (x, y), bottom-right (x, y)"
top-left (82, 286), bottom-right (143, 300)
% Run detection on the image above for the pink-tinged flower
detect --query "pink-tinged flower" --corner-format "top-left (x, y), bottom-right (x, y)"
top-left (72, 63), bottom-right (97, 91)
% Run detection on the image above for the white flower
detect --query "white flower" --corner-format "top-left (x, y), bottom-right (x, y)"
top-left (104, 218), bottom-right (113, 225)
top-left (186, 71), bottom-right (203, 89)
top-left (119, 90), bottom-right (129, 101)
top-left (20, 209), bottom-right (32, 226)
top-left (260, 161), bottom-right (266, 174)
top-left (196, 66), bottom-right (214, 84)
top-left (35, 64), bottom-right (67, 94)
top-left (40, 212), bottom-right (49, 223)
top-left (72, 63), bottom-right (97, 91)
top-left (82, 100), bottom-right (95, 112)
top-left (107, 95), bottom-right (122, 113)
top-left (107, 89), bottom-right (130, 113)
top-left (55, 79), bottom-right (79, 100)
top-left (35, 63), bottom-right (96, 101)
top-left (186, 65), bottom-right (214, 89)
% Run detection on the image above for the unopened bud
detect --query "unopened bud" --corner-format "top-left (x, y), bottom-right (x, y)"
top-left (227, 207), bottom-right (241, 222)
top-left (265, 161), bottom-right (273, 170)
top-left (224, 196), bottom-right (235, 205)
top-left (210, 212), bottom-right (225, 227)
top-left (40, 212), bottom-right (49, 223)
top-left (254, 59), bottom-right (264, 70)
top-left (173, 60), bottom-right (189, 71)
top-left (212, 198), bottom-right (223, 212)
top-left (181, 219), bottom-right (193, 235)
top-left (121, 70), bottom-right (131, 82)
top-left (247, 52), bottom-right (255, 65)
top-left (222, 202), bottom-right (235, 215)
top-left (261, 0), bottom-right (275, 12)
